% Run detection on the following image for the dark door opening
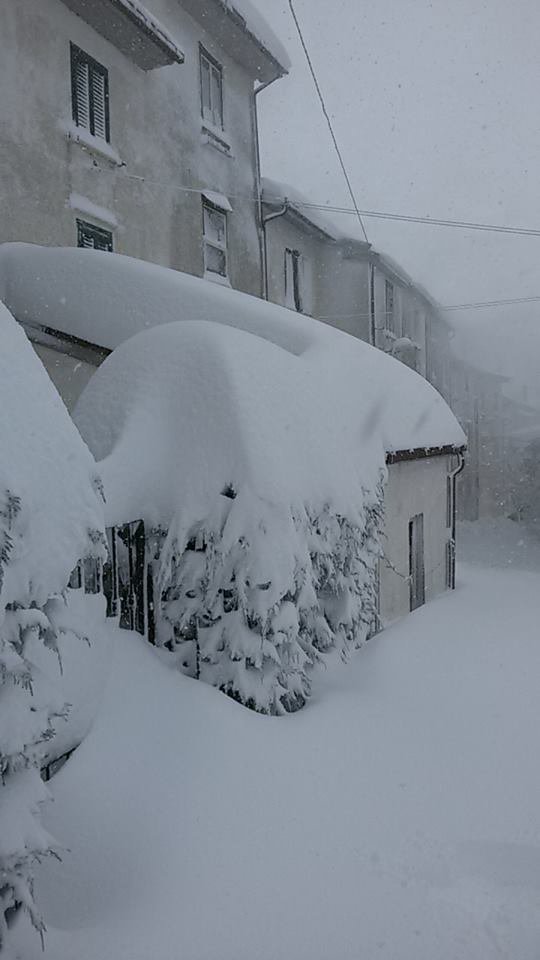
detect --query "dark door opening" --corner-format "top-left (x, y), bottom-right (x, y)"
top-left (409, 513), bottom-right (425, 611)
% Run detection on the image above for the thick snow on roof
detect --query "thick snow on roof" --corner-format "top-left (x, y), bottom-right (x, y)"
top-left (74, 320), bottom-right (464, 527)
top-left (74, 321), bottom-right (373, 526)
top-left (222, 0), bottom-right (291, 72)
top-left (0, 247), bottom-right (464, 518)
top-left (262, 176), bottom-right (344, 241)
top-left (0, 302), bottom-right (103, 607)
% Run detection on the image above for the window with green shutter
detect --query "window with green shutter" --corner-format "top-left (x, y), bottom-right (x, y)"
top-left (71, 43), bottom-right (110, 142)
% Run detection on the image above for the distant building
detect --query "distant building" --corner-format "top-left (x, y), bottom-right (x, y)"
top-left (262, 177), bottom-right (431, 378)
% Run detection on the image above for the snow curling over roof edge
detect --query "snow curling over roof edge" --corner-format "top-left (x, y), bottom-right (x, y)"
top-left (73, 317), bottom-right (465, 527)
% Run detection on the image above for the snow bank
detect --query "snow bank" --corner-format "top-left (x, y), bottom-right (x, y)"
top-left (12, 562), bottom-right (540, 959)
top-left (0, 301), bottom-right (103, 607)
top-left (74, 320), bottom-right (385, 527)
top-left (0, 245), bottom-right (465, 462)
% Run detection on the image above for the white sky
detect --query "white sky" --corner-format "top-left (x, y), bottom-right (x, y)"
top-left (251, 0), bottom-right (540, 405)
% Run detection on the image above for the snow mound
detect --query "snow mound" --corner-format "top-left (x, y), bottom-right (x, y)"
top-left (74, 320), bottom-right (375, 526)
top-left (0, 244), bottom-right (465, 467)
top-left (13, 563), bottom-right (540, 959)
top-left (0, 301), bottom-right (103, 607)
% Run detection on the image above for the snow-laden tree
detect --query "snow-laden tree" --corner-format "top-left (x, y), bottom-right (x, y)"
top-left (0, 304), bottom-right (105, 954)
top-left (158, 479), bottom-right (384, 715)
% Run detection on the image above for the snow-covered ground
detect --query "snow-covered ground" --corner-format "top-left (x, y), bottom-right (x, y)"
top-left (12, 536), bottom-right (540, 960)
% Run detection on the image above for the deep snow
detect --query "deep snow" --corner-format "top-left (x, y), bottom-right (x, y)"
top-left (12, 559), bottom-right (540, 960)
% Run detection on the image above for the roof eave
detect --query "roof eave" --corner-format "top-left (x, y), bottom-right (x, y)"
top-left (179, 0), bottom-right (288, 83)
top-left (386, 443), bottom-right (467, 464)
top-left (60, 0), bottom-right (185, 70)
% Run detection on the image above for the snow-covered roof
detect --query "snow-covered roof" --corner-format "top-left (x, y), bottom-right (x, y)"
top-left (0, 302), bottom-right (103, 608)
top-left (179, 0), bottom-right (290, 82)
top-left (0, 244), bottom-right (464, 476)
top-left (59, 0), bottom-right (185, 70)
top-left (262, 177), bottom-right (345, 241)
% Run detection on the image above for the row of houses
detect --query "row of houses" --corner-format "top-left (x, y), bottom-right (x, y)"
top-left (1, 0), bottom-right (530, 526)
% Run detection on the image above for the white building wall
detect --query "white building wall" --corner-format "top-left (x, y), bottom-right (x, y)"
top-left (1, 0), bottom-right (264, 296)
top-left (379, 456), bottom-right (451, 626)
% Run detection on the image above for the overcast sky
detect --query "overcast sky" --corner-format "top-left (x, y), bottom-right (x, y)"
top-left (251, 0), bottom-right (540, 406)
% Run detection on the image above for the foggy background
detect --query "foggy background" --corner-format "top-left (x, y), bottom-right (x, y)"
top-left (251, 0), bottom-right (540, 410)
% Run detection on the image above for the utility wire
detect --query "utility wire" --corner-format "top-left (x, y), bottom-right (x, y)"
top-left (315, 295), bottom-right (540, 322)
top-left (287, 0), bottom-right (369, 244)
top-left (122, 169), bottom-right (540, 241)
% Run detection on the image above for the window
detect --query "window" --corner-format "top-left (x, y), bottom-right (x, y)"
top-left (284, 248), bottom-right (303, 312)
top-left (385, 279), bottom-right (394, 332)
top-left (202, 200), bottom-right (228, 278)
top-left (71, 43), bottom-right (110, 142)
top-left (77, 219), bottom-right (113, 251)
top-left (200, 46), bottom-right (223, 129)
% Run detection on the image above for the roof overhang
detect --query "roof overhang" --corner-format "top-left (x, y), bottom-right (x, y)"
top-left (386, 444), bottom-right (466, 465)
top-left (179, 0), bottom-right (288, 83)
top-left (59, 0), bottom-right (185, 70)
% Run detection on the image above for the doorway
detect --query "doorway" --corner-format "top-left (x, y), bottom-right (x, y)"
top-left (408, 513), bottom-right (425, 611)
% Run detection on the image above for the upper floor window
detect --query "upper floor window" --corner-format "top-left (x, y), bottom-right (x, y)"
top-left (77, 219), bottom-right (113, 251)
top-left (202, 200), bottom-right (228, 279)
top-left (385, 279), bottom-right (394, 332)
top-left (200, 46), bottom-right (223, 129)
top-left (284, 248), bottom-right (303, 313)
top-left (71, 43), bottom-right (110, 142)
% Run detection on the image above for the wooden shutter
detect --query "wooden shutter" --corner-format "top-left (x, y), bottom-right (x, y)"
top-left (74, 59), bottom-right (90, 131)
top-left (91, 71), bottom-right (107, 140)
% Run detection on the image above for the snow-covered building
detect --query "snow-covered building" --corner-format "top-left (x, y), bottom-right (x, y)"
top-left (0, 244), bottom-right (465, 709)
top-left (262, 177), bottom-right (432, 378)
top-left (0, 0), bottom-right (288, 313)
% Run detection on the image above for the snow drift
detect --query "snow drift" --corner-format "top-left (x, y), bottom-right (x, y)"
top-left (0, 301), bottom-right (105, 952)
top-left (0, 244), bottom-right (465, 456)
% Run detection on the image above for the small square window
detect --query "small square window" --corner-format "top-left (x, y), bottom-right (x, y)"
top-left (77, 219), bottom-right (113, 251)
top-left (71, 44), bottom-right (110, 142)
top-left (200, 47), bottom-right (223, 129)
top-left (202, 201), bottom-right (228, 278)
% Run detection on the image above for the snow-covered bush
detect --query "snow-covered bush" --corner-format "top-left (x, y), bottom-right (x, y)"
top-left (0, 303), bottom-right (105, 952)
top-left (159, 482), bottom-right (384, 714)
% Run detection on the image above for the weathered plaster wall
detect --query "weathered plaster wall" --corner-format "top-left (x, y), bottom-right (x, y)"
top-left (1, 0), bottom-right (263, 295)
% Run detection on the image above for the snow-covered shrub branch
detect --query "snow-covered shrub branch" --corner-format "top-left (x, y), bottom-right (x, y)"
top-left (0, 303), bottom-right (105, 953)
top-left (158, 478), bottom-right (384, 715)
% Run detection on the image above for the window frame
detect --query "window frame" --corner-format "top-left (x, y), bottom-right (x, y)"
top-left (199, 45), bottom-right (224, 130)
top-left (76, 219), bottom-right (114, 251)
top-left (202, 199), bottom-right (228, 279)
top-left (70, 42), bottom-right (110, 143)
top-left (385, 279), bottom-right (395, 333)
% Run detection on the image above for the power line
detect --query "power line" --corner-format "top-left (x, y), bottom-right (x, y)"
top-left (443, 295), bottom-right (540, 311)
top-left (287, 0), bottom-right (369, 244)
top-left (315, 295), bottom-right (540, 322)
top-left (122, 169), bottom-right (540, 241)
